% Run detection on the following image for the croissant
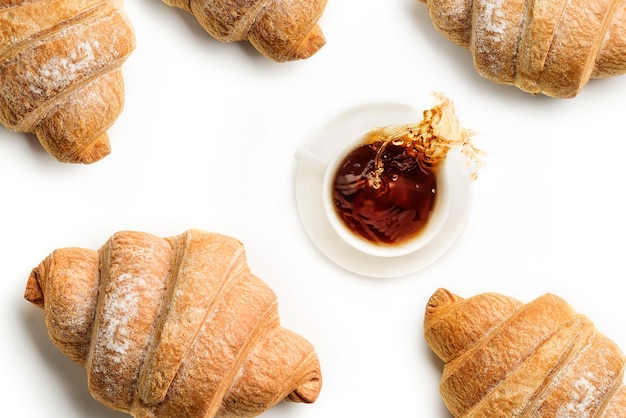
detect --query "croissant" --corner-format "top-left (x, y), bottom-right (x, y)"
top-left (162, 0), bottom-right (327, 62)
top-left (24, 229), bottom-right (322, 417)
top-left (0, 0), bottom-right (135, 163)
top-left (418, 0), bottom-right (626, 98)
top-left (424, 288), bottom-right (626, 417)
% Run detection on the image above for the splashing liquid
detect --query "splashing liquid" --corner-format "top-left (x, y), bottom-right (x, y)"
top-left (330, 93), bottom-right (482, 248)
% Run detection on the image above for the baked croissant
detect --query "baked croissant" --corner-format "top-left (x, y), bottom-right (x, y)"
top-left (24, 229), bottom-right (321, 417)
top-left (162, 0), bottom-right (327, 62)
top-left (0, 0), bottom-right (135, 163)
top-left (419, 0), bottom-right (626, 98)
top-left (424, 288), bottom-right (626, 417)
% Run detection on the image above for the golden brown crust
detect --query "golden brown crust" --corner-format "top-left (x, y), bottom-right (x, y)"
top-left (26, 247), bottom-right (100, 364)
top-left (424, 288), bottom-right (626, 417)
top-left (163, 0), bottom-right (328, 61)
top-left (0, 0), bottom-right (135, 163)
top-left (420, 0), bottom-right (626, 97)
top-left (87, 231), bottom-right (172, 411)
top-left (25, 229), bottom-right (321, 418)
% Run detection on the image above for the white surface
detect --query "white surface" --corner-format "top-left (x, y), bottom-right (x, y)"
top-left (2, 0), bottom-right (626, 417)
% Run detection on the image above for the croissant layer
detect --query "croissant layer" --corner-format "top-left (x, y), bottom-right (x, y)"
top-left (162, 0), bottom-right (328, 61)
top-left (419, 0), bottom-right (626, 97)
top-left (25, 229), bottom-right (321, 417)
top-left (424, 288), bottom-right (626, 417)
top-left (0, 0), bottom-right (135, 162)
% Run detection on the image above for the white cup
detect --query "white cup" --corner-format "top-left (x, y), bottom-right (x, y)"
top-left (321, 133), bottom-right (452, 258)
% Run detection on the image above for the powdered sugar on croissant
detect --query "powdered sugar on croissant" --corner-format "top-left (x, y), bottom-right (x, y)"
top-left (424, 288), bottom-right (626, 417)
top-left (0, 0), bottom-right (135, 163)
top-left (25, 229), bottom-right (321, 417)
top-left (419, 0), bottom-right (626, 97)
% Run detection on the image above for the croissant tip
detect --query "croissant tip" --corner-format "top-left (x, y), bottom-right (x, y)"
top-left (280, 25), bottom-right (326, 62)
top-left (25, 268), bottom-right (45, 308)
top-left (287, 372), bottom-right (322, 403)
top-left (427, 288), bottom-right (462, 311)
top-left (55, 133), bottom-right (111, 164)
top-left (75, 134), bottom-right (112, 164)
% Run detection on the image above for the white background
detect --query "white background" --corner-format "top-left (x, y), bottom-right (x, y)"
top-left (2, 0), bottom-right (626, 416)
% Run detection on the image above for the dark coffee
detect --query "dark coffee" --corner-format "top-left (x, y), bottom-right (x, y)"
top-left (331, 139), bottom-right (439, 246)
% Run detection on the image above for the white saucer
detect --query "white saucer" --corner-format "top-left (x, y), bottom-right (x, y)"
top-left (294, 102), bottom-right (473, 278)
